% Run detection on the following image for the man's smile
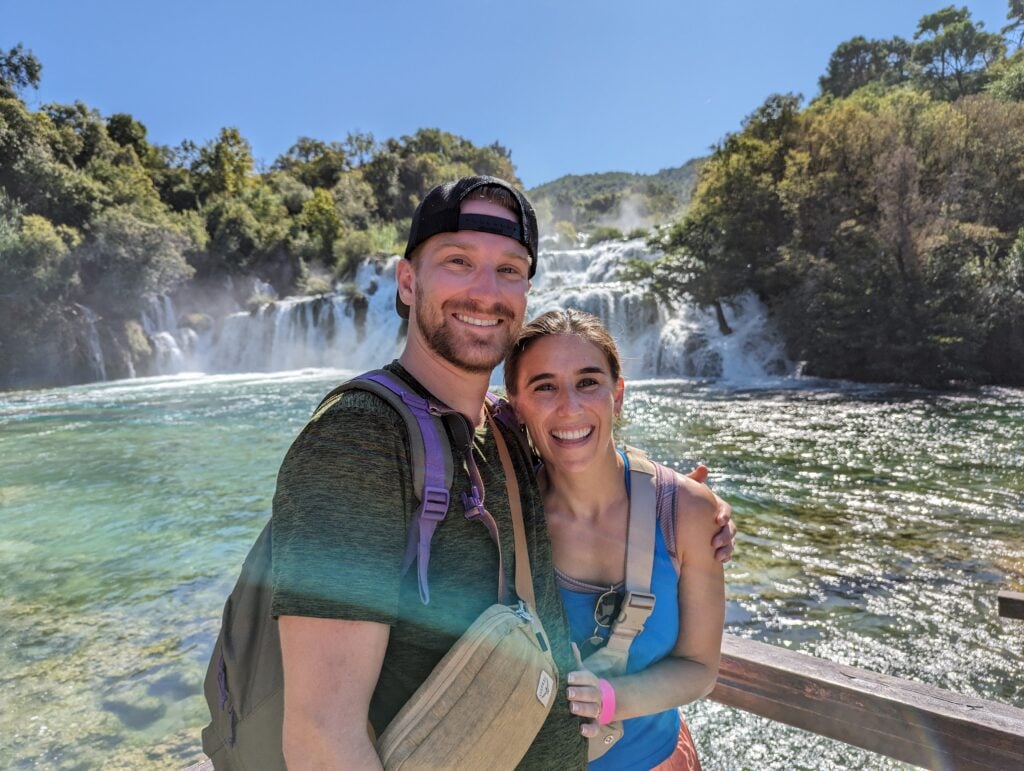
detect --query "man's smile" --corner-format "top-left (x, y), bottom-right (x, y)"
top-left (454, 313), bottom-right (501, 327)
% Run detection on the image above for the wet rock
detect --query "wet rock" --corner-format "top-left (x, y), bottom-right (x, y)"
top-left (102, 693), bottom-right (166, 729)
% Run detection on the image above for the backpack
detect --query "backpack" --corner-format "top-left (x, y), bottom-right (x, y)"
top-left (581, 446), bottom-right (679, 761)
top-left (200, 369), bottom-right (529, 770)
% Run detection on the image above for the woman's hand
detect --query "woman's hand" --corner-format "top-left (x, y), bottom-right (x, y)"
top-left (568, 643), bottom-right (608, 738)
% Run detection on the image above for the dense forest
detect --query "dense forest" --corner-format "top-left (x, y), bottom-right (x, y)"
top-left (3, 3), bottom-right (1024, 389)
top-left (633, 3), bottom-right (1024, 385)
top-left (0, 44), bottom-right (522, 388)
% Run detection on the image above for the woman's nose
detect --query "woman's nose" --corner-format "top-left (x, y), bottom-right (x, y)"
top-left (555, 387), bottom-right (582, 415)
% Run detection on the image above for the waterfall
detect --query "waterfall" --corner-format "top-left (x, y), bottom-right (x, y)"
top-left (138, 239), bottom-right (791, 382)
top-left (74, 304), bottom-right (108, 382)
top-left (527, 239), bottom-right (791, 381)
top-left (141, 294), bottom-right (191, 373)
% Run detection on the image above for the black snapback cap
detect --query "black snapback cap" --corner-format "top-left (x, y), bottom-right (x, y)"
top-left (396, 175), bottom-right (538, 319)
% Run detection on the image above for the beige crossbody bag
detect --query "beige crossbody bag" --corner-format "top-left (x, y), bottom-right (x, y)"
top-left (376, 411), bottom-right (558, 770)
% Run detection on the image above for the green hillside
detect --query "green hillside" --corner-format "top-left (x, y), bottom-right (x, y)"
top-left (528, 159), bottom-right (704, 238)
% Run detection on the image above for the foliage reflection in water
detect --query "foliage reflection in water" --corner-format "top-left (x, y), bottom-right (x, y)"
top-left (1, 373), bottom-right (1021, 769)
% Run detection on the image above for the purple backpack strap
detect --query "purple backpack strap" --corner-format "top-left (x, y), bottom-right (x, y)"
top-left (326, 370), bottom-right (454, 604)
top-left (317, 373), bottom-right (510, 604)
top-left (486, 392), bottom-right (532, 461)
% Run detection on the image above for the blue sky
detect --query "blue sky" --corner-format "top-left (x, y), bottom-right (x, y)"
top-left (2, 0), bottom-right (1014, 188)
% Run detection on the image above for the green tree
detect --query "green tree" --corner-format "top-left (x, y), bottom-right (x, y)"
top-left (986, 50), bottom-right (1024, 99)
top-left (913, 6), bottom-right (1005, 99)
top-left (0, 44), bottom-right (41, 99)
top-left (296, 187), bottom-right (344, 262)
top-left (819, 36), bottom-right (914, 98)
top-left (192, 127), bottom-right (254, 201)
top-left (201, 183), bottom-right (289, 274)
top-left (1003, 0), bottom-right (1024, 48)
top-left (106, 113), bottom-right (160, 167)
top-left (273, 137), bottom-right (352, 190)
top-left (76, 206), bottom-right (196, 317)
top-left (0, 98), bottom-right (103, 227)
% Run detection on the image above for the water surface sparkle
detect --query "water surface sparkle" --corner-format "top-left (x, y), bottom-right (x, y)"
top-left (1, 374), bottom-right (1021, 769)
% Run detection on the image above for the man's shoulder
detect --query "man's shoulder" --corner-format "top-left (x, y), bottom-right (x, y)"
top-left (302, 370), bottom-right (418, 438)
top-left (307, 363), bottom-right (438, 429)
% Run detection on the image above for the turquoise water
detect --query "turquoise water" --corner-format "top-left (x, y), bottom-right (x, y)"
top-left (1, 371), bottom-right (1022, 769)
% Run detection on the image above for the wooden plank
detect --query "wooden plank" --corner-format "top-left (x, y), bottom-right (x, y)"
top-left (998, 590), bottom-right (1024, 620)
top-left (709, 634), bottom-right (1024, 770)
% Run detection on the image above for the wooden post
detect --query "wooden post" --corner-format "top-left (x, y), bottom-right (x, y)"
top-left (998, 590), bottom-right (1024, 620)
top-left (709, 634), bottom-right (1024, 770)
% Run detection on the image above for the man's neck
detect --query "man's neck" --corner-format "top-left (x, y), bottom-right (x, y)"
top-left (398, 337), bottom-right (492, 427)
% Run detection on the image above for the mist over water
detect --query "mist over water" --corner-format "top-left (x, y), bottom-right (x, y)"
top-left (2, 370), bottom-right (1021, 769)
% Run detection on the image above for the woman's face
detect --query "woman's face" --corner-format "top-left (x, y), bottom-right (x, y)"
top-left (510, 334), bottom-right (624, 475)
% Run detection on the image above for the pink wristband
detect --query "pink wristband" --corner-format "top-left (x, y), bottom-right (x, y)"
top-left (597, 679), bottom-right (616, 725)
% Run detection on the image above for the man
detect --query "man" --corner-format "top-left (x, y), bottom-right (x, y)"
top-left (271, 176), bottom-right (735, 769)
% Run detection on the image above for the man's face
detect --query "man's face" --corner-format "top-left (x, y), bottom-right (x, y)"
top-left (400, 199), bottom-right (531, 374)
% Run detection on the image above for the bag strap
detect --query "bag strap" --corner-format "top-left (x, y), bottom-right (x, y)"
top-left (315, 369), bottom-right (506, 605)
top-left (485, 392), bottom-right (533, 461)
top-left (487, 408), bottom-right (535, 609)
top-left (489, 409), bottom-right (553, 655)
top-left (601, 446), bottom-right (658, 665)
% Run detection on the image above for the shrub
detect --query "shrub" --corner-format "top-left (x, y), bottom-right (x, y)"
top-left (300, 274), bottom-right (334, 296)
top-left (245, 292), bottom-right (275, 313)
top-left (586, 226), bottom-right (625, 247)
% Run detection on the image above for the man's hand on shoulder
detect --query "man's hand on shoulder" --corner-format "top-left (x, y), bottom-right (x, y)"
top-left (686, 464), bottom-right (736, 563)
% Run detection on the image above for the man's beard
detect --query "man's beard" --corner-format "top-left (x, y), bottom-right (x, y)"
top-left (414, 295), bottom-right (521, 375)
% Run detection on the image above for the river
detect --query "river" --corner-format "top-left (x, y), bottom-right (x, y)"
top-left (2, 369), bottom-right (1021, 769)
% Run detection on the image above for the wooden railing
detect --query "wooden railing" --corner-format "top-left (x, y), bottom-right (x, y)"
top-left (999, 590), bottom-right (1024, 621)
top-left (709, 634), bottom-right (1024, 770)
top-left (185, 624), bottom-right (1024, 770)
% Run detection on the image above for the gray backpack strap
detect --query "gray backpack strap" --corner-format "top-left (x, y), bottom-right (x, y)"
top-left (583, 446), bottom-right (661, 761)
top-left (654, 462), bottom-right (680, 568)
top-left (602, 446), bottom-right (658, 664)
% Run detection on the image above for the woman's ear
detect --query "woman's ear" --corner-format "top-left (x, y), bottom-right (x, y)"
top-left (614, 377), bottom-right (625, 417)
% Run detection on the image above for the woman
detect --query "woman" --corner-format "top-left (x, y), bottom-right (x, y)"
top-left (505, 309), bottom-right (725, 771)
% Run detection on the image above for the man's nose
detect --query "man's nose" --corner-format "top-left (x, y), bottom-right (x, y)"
top-left (466, 266), bottom-right (500, 303)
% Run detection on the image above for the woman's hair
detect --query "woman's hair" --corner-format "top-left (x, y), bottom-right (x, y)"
top-left (504, 309), bottom-right (622, 395)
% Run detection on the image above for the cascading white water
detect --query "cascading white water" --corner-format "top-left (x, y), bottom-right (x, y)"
top-left (526, 239), bottom-right (790, 381)
top-left (141, 239), bottom-right (791, 382)
top-left (74, 304), bottom-right (108, 382)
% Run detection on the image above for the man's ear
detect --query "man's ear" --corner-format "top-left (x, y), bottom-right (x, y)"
top-left (396, 258), bottom-right (415, 310)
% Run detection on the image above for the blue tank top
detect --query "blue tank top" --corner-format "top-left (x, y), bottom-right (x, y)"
top-left (556, 452), bottom-right (680, 770)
